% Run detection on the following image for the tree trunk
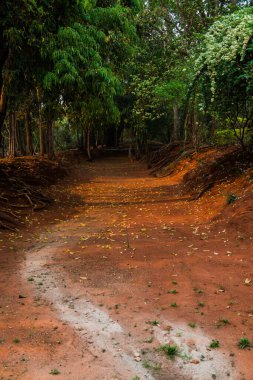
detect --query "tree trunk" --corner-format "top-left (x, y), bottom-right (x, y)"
top-left (0, 48), bottom-right (9, 157)
top-left (128, 144), bottom-right (132, 160)
top-left (25, 111), bottom-right (33, 155)
top-left (38, 107), bottom-right (44, 157)
top-left (36, 88), bottom-right (44, 157)
top-left (79, 127), bottom-right (84, 151)
top-left (16, 120), bottom-right (26, 156)
top-left (135, 139), bottom-right (141, 160)
top-left (192, 111), bottom-right (199, 151)
top-left (183, 112), bottom-right (189, 148)
top-left (46, 118), bottom-right (55, 160)
top-left (172, 104), bottom-right (180, 142)
top-left (86, 127), bottom-right (92, 161)
top-left (8, 112), bottom-right (17, 157)
top-left (0, 89), bottom-right (6, 157)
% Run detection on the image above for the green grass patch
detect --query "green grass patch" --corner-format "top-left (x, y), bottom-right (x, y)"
top-left (216, 318), bottom-right (230, 328)
top-left (159, 344), bottom-right (178, 358)
top-left (49, 369), bottom-right (61, 375)
top-left (209, 339), bottom-right (220, 349)
top-left (227, 194), bottom-right (238, 205)
top-left (238, 338), bottom-right (251, 349)
top-left (193, 288), bottom-right (204, 294)
top-left (168, 289), bottom-right (178, 294)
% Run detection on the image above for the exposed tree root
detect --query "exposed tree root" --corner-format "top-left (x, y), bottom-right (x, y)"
top-left (0, 211), bottom-right (20, 231)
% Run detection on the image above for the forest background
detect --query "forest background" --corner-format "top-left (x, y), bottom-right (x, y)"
top-left (1, 0), bottom-right (253, 160)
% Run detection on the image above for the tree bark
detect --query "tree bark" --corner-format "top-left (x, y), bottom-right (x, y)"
top-left (46, 118), bottom-right (55, 160)
top-left (79, 127), bottom-right (84, 151)
top-left (183, 112), bottom-right (189, 148)
top-left (25, 111), bottom-right (33, 155)
top-left (8, 112), bottom-right (17, 157)
top-left (39, 109), bottom-right (44, 157)
top-left (86, 127), bottom-right (92, 161)
top-left (192, 110), bottom-right (199, 151)
top-left (0, 89), bottom-right (6, 157)
top-left (16, 119), bottom-right (26, 155)
top-left (36, 88), bottom-right (44, 157)
top-left (172, 104), bottom-right (180, 142)
top-left (0, 48), bottom-right (9, 156)
top-left (135, 138), bottom-right (141, 160)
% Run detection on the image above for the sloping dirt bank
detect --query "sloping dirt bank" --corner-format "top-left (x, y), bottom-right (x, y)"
top-left (0, 154), bottom-right (253, 379)
top-left (0, 156), bottom-right (67, 230)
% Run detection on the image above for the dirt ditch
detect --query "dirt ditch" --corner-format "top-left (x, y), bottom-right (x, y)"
top-left (0, 154), bottom-right (253, 379)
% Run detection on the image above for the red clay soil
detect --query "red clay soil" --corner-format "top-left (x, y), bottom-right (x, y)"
top-left (0, 154), bottom-right (253, 380)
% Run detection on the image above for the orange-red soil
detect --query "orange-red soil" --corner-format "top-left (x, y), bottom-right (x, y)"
top-left (0, 155), bottom-right (253, 380)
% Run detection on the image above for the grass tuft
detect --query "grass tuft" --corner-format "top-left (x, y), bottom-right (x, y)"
top-left (227, 194), bottom-right (237, 204)
top-left (49, 369), bottom-right (61, 375)
top-left (209, 339), bottom-right (220, 349)
top-left (168, 289), bottom-right (178, 294)
top-left (238, 338), bottom-right (251, 349)
top-left (159, 344), bottom-right (178, 358)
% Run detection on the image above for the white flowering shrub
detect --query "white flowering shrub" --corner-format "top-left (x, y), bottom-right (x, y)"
top-left (195, 7), bottom-right (253, 95)
top-left (192, 8), bottom-right (253, 148)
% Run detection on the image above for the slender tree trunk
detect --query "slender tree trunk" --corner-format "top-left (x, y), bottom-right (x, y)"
top-left (0, 89), bottom-right (6, 157)
top-left (36, 88), bottom-right (44, 157)
top-left (39, 112), bottom-right (44, 157)
top-left (135, 139), bottom-right (140, 160)
top-left (46, 118), bottom-right (55, 160)
top-left (25, 111), bottom-right (33, 155)
top-left (16, 120), bottom-right (26, 155)
top-left (95, 131), bottom-right (98, 148)
top-left (192, 111), bottom-right (199, 151)
top-left (128, 143), bottom-right (133, 161)
top-left (79, 127), bottom-right (84, 151)
top-left (183, 112), bottom-right (189, 148)
top-left (172, 104), bottom-right (180, 142)
top-left (86, 127), bottom-right (92, 161)
top-left (8, 112), bottom-right (17, 157)
top-left (0, 48), bottom-right (9, 157)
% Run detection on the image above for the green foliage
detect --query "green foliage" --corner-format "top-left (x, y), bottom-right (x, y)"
top-left (195, 7), bottom-right (253, 93)
top-left (227, 194), bottom-right (238, 205)
top-left (1, 0), bottom-right (253, 155)
top-left (156, 80), bottom-right (186, 106)
top-left (215, 318), bottom-right (231, 328)
top-left (209, 339), bottom-right (220, 349)
top-left (49, 369), bottom-right (61, 375)
top-left (192, 7), bottom-right (253, 148)
top-left (168, 289), bottom-right (178, 294)
top-left (159, 344), bottom-right (178, 358)
top-left (150, 320), bottom-right (159, 326)
top-left (238, 338), bottom-right (251, 349)
top-left (213, 129), bottom-right (238, 146)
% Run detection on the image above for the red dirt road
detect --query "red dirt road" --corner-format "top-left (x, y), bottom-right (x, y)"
top-left (1, 156), bottom-right (253, 380)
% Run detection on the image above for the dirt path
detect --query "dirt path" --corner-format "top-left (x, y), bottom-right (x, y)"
top-left (1, 156), bottom-right (253, 380)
